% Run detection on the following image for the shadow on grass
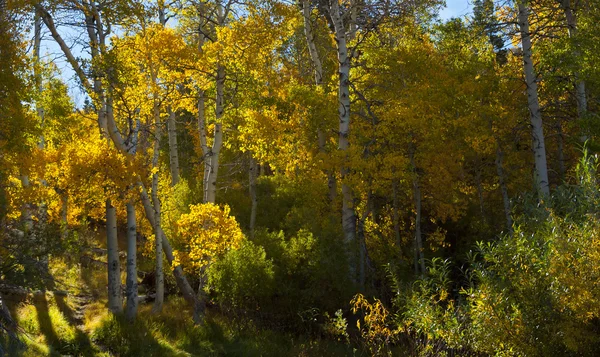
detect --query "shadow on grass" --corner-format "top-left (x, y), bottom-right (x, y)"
top-left (92, 314), bottom-right (181, 357)
top-left (33, 294), bottom-right (60, 351)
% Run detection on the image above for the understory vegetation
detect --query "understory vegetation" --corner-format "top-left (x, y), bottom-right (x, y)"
top-left (2, 0), bottom-right (600, 355)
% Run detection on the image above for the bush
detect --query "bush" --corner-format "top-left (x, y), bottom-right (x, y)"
top-left (207, 229), bottom-right (352, 331)
top-left (207, 240), bottom-right (275, 312)
top-left (396, 152), bottom-right (600, 356)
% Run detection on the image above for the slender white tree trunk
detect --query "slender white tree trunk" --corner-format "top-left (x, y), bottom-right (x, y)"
top-left (125, 201), bottom-right (138, 320)
top-left (329, 0), bottom-right (358, 281)
top-left (518, 2), bottom-right (550, 196)
top-left (204, 65), bottom-right (224, 204)
top-left (151, 100), bottom-right (164, 313)
top-left (167, 106), bottom-right (180, 186)
top-left (106, 199), bottom-right (122, 314)
top-left (329, 0), bottom-right (357, 282)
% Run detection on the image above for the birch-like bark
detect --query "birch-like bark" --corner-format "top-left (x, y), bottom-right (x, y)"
top-left (106, 199), bottom-right (122, 314)
top-left (329, 0), bottom-right (357, 282)
top-left (167, 106), bottom-right (180, 186)
top-left (560, 0), bottom-right (587, 139)
top-left (249, 156), bottom-right (258, 238)
top-left (204, 64), bottom-right (224, 204)
top-left (151, 99), bottom-right (164, 313)
top-left (303, 0), bottom-right (336, 203)
top-left (518, 2), bottom-right (550, 196)
top-left (125, 201), bottom-right (138, 321)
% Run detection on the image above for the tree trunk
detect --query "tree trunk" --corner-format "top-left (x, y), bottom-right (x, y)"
top-left (167, 106), bottom-right (180, 186)
top-left (125, 201), bottom-right (138, 321)
top-left (518, 2), bottom-right (550, 196)
top-left (106, 199), bottom-right (122, 314)
top-left (204, 65), bottom-right (225, 204)
top-left (328, 0), bottom-right (357, 283)
top-left (151, 100), bottom-right (164, 313)
top-left (249, 156), bottom-right (258, 238)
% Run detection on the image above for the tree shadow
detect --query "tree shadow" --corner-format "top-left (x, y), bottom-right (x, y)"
top-left (33, 293), bottom-right (60, 351)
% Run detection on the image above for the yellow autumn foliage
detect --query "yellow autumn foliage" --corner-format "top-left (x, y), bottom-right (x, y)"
top-left (173, 203), bottom-right (244, 272)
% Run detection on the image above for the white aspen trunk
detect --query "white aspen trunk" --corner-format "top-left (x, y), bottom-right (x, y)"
top-left (204, 65), bottom-right (224, 204)
top-left (249, 156), bottom-right (258, 238)
top-left (167, 106), bottom-right (180, 186)
top-left (329, 0), bottom-right (357, 282)
top-left (151, 100), bottom-right (164, 313)
top-left (560, 0), bottom-right (587, 140)
top-left (106, 199), bottom-right (122, 314)
top-left (302, 0), bottom-right (323, 85)
top-left (303, 0), bottom-right (336, 203)
top-left (518, 2), bottom-right (550, 196)
top-left (125, 201), bottom-right (138, 321)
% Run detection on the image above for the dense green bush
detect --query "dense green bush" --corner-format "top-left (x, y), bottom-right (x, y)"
top-left (207, 229), bottom-right (351, 330)
top-left (207, 240), bottom-right (275, 312)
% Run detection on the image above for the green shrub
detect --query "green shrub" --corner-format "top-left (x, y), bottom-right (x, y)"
top-left (207, 240), bottom-right (275, 312)
top-left (396, 151), bottom-right (600, 356)
top-left (207, 229), bottom-right (351, 331)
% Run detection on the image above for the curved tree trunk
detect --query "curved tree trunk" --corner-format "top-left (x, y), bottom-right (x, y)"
top-left (518, 2), bottom-right (550, 196)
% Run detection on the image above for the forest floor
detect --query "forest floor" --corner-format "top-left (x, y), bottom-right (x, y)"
top-left (0, 230), bottom-right (355, 357)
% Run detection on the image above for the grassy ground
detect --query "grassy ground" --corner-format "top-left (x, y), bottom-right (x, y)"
top-left (1, 236), bottom-right (356, 357)
top-left (3, 294), bottom-right (355, 356)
